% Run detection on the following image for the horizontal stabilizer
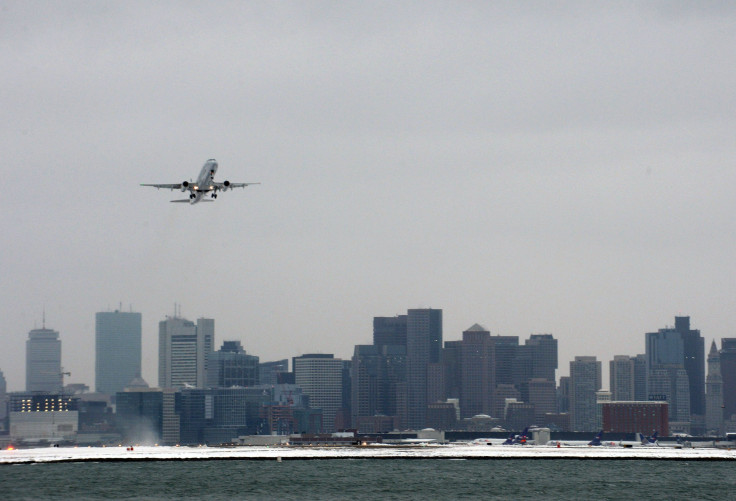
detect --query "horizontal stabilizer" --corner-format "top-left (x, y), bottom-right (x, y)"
top-left (170, 199), bottom-right (191, 203)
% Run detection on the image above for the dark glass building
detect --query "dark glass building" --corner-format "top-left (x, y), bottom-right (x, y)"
top-left (459, 324), bottom-right (494, 419)
top-left (179, 387), bottom-right (271, 444)
top-left (720, 338), bottom-right (736, 420)
top-left (259, 359), bottom-right (288, 386)
top-left (207, 341), bottom-right (259, 388)
top-left (490, 336), bottom-right (519, 386)
top-left (674, 316), bottom-right (705, 417)
top-left (373, 315), bottom-right (407, 349)
top-left (95, 310), bottom-right (141, 395)
top-left (406, 308), bottom-right (442, 430)
top-left (116, 390), bottom-right (166, 443)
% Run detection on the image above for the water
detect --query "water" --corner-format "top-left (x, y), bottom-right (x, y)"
top-left (2, 459), bottom-right (734, 500)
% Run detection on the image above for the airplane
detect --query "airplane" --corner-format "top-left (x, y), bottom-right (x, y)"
top-left (641, 431), bottom-right (659, 446)
top-left (502, 427), bottom-right (530, 445)
top-left (141, 159), bottom-right (259, 204)
top-left (618, 431), bottom-right (659, 448)
top-left (471, 437), bottom-right (517, 446)
top-left (546, 430), bottom-right (611, 447)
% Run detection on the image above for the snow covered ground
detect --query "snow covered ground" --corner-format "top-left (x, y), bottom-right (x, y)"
top-left (2, 444), bottom-right (735, 464)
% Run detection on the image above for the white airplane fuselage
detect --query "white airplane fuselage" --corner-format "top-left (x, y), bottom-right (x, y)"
top-left (187, 159), bottom-right (218, 204)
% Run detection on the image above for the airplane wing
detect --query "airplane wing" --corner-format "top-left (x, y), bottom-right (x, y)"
top-left (213, 182), bottom-right (260, 190)
top-left (141, 183), bottom-right (182, 190)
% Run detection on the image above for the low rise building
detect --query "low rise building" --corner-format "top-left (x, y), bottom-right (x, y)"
top-left (8, 393), bottom-right (79, 443)
top-left (601, 401), bottom-right (669, 436)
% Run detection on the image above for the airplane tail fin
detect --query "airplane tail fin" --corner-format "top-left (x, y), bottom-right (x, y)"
top-left (588, 430), bottom-right (603, 446)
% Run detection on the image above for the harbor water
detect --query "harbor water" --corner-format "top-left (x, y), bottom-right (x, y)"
top-left (2, 458), bottom-right (735, 500)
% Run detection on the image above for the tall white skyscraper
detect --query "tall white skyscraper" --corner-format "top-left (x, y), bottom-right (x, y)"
top-left (95, 310), bottom-right (142, 395)
top-left (158, 316), bottom-right (214, 389)
top-left (26, 326), bottom-right (62, 392)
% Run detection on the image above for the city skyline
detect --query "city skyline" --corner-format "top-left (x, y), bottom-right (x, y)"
top-left (2, 3), bottom-right (735, 392)
top-left (1, 306), bottom-right (723, 397)
top-left (5, 308), bottom-right (732, 438)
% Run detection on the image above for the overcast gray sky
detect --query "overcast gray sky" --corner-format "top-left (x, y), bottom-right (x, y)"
top-left (1, 1), bottom-right (734, 391)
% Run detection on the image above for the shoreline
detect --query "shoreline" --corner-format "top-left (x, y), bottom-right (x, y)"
top-left (3, 444), bottom-right (735, 464)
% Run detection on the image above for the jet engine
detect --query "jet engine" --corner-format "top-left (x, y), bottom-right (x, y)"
top-left (222, 180), bottom-right (231, 192)
top-left (180, 181), bottom-right (189, 192)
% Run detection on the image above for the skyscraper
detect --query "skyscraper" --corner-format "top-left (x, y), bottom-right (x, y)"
top-left (351, 345), bottom-right (382, 424)
top-left (719, 338), bottom-right (736, 422)
top-left (207, 341), bottom-right (259, 388)
top-left (373, 315), bottom-right (407, 348)
top-left (442, 340), bottom-right (462, 400)
top-left (525, 334), bottom-right (558, 382)
top-left (380, 344), bottom-right (407, 421)
top-left (95, 310), bottom-right (142, 395)
top-left (489, 335), bottom-right (519, 386)
top-left (633, 354), bottom-right (648, 401)
top-left (293, 354), bottom-right (344, 432)
top-left (0, 369), bottom-right (7, 421)
top-left (459, 324), bottom-right (494, 419)
top-left (648, 365), bottom-right (690, 424)
top-left (646, 328), bottom-right (684, 367)
top-left (258, 359), bottom-right (288, 386)
top-left (513, 334), bottom-right (558, 402)
top-left (705, 340), bottom-right (723, 434)
top-left (340, 359), bottom-right (352, 430)
top-left (26, 326), bottom-right (62, 393)
top-left (158, 316), bottom-right (215, 389)
top-left (569, 356), bottom-right (601, 432)
top-left (557, 376), bottom-right (570, 414)
top-left (674, 317), bottom-right (705, 417)
top-left (406, 308), bottom-right (442, 430)
top-left (610, 355), bottom-right (635, 401)
top-left (115, 388), bottom-right (181, 445)
top-left (528, 378), bottom-right (556, 422)
top-left (645, 324), bottom-right (691, 425)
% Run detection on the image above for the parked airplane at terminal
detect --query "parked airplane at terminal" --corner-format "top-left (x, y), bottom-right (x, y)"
top-left (141, 159), bottom-right (259, 204)
top-left (471, 437), bottom-right (515, 446)
top-left (503, 427), bottom-right (530, 445)
top-left (547, 430), bottom-right (609, 447)
top-left (641, 431), bottom-right (659, 446)
top-left (618, 431), bottom-right (660, 448)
